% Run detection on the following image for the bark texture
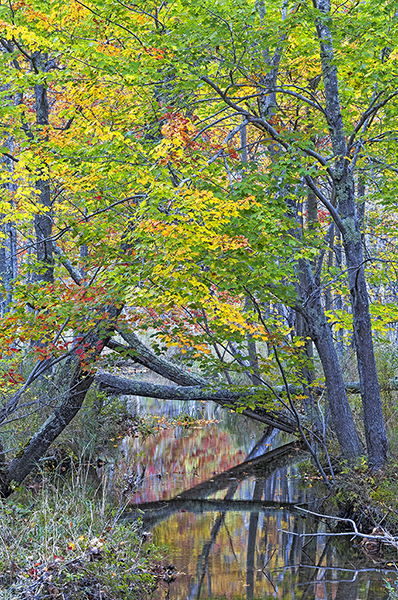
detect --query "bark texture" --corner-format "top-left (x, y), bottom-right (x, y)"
top-left (315, 0), bottom-right (388, 468)
top-left (297, 259), bottom-right (362, 460)
top-left (33, 54), bottom-right (53, 284)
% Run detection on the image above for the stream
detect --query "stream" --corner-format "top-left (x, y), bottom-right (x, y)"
top-left (113, 387), bottom-right (395, 600)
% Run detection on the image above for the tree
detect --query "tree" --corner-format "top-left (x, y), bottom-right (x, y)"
top-left (0, 0), bottom-right (397, 494)
top-left (129, 0), bottom-right (396, 467)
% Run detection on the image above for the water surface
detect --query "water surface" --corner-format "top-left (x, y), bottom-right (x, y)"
top-left (117, 394), bottom-right (393, 600)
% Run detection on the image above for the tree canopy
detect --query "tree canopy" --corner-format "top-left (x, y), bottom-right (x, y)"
top-left (1, 0), bottom-right (398, 493)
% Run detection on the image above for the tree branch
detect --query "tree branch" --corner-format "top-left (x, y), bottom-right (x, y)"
top-left (305, 175), bottom-right (344, 233)
top-left (96, 371), bottom-right (298, 432)
top-left (53, 244), bottom-right (83, 285)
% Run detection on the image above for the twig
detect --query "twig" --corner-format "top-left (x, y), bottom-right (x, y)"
top-left (243, 288), bottom-right (334, 489)
top-left (280, 506), bottom-right (398, 548)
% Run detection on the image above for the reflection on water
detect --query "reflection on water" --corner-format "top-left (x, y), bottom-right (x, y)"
top-left (153, 499), bottom-right (390, 600)
top-left (118, 393), bottom-right (392, 600)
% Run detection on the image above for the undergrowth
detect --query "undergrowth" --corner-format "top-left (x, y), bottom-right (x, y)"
top-left (0, 464), bottom-right (161, 599)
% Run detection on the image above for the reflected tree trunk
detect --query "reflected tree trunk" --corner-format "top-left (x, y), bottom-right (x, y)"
top-left (246, 480), bottom-right (265, 598)
top-left (335, 578), bottom-right (359, 600)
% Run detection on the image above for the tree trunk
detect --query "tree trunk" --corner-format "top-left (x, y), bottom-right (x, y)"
top-left (295, 310), bottom-right (321, 432)
top-left (33, 56), bottom-right (53, 284)
top-left (315, 0), bottom-right (388, 468)
top-left (0, 144), bottom-right (17, 315)
top-left (0, 80), bottom-right (18, 314)
top-left (343, 224), bottom-right (388, 467)
top-left (2, 364), bottom-right (94, 494)
top-left (298, 259), bottom-right (363, 461)
top-left (0, 308), bottom-right (122, 496)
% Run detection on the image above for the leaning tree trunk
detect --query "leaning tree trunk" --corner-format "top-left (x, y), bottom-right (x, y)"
top-left (1, 362), bottom-right (95, 495)
top-left (0, 304), bottom-right (122, 497)
top-left (315, 0), bottom-right (388, 468)
top-left (298, 259), bottom-right (363, 461)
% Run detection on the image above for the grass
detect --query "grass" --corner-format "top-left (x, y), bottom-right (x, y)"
top-left (0, 463), bottom-right (161, 599)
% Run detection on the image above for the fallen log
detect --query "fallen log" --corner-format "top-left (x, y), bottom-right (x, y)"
top-left (97, 370), bottom-right (398, 437)
top-left (123, 498), bottom-right (305, 528)
top-left (96, 372), bottom-right (298, 433)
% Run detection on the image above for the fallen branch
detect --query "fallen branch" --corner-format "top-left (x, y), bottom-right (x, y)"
top-left (280, 506), bottom-right (398, 550)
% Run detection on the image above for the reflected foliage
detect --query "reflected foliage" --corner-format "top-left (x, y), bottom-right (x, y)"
top-left (116, 399), bottom-right (393, 599)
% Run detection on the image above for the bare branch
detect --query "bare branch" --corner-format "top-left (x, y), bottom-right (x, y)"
top-left (74, 0), bottom-right (145, 47)
top-left (305, 175), bottom-right (344, 233)
top-left (53, 244), bottom-right (83, 285)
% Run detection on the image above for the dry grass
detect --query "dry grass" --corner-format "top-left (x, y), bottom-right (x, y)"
top-left (0, 464), bottom-right (160, 599)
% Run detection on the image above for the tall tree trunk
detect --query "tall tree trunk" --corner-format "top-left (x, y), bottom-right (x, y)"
top-left (0, 137), bottom-right (17, 315)
top-left (33, 54), bottom-right (53, 284)
top-left (315, 0), bottom-right (388, 468)
top-left (342, 217), bottom-right (388, 467)
top-left (334, 229), bottom-right (344, 359)
top-left (296, 190), bottom-right (319, 427)
top-left (0, 75), bottom-right (18, 314)
top-left (295, 310), bottom-right (320, 432)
